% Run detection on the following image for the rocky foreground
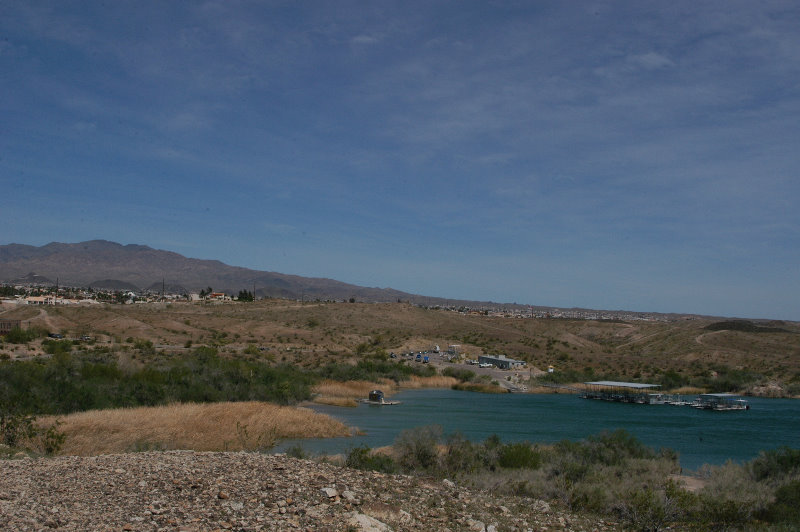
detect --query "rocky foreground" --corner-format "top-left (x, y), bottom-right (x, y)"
top-left (0, 451), bottom-right (618, 531)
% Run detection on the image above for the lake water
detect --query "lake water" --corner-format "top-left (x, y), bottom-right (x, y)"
top-left (277, 389), bottom-right (800, 471)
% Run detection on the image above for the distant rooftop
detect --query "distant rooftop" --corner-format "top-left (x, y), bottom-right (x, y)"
top-left (583, 381), bottom-right (660, 389)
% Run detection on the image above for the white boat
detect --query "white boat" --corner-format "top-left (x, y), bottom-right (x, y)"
top-left (648, 393), bottom-right (668, 405)
top-left (692, 393), bottom-right (749, 411)
top-left (665, 394), bottom-right (692, 406)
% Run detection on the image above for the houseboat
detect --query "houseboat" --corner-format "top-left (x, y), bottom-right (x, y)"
top-left (692, 393), bottom-right (749, 411)
top-left (359, 390), bottom-right (401, 405)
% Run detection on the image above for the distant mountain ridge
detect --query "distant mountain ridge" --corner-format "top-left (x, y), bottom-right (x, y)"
top-left (0, 240), bottom-right (456, 304)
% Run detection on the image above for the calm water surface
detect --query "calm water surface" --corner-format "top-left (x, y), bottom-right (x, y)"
top-left (277, 389), bottom-right (799, 471)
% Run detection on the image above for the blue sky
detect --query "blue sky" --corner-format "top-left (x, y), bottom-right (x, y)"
top-left (2, 1), bottom-right (799, 320)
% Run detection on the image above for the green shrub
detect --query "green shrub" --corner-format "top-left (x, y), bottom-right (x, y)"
top-left (40, 420), bottom-right (66, 455)
top-left (5, 326), bottom-right (40, 344)
top-left (441, 367), bottom-right (476, 382)
top-left (750, 447), bottom-right (800, 482)
top-left (440, 432), bottom-right (483, 476)
top-left (242, 344), bottom-right (260, 356)
top-left (498, 442), bottom-right (541, 469)
top-left (0, 408), bottom-right (38, 447)
top-left (285, 444), bottom-right (309, 460)
top-left (617, 486), bottom-right (671, 531)
top-left (42, 339), bottom-right (73, 355)
top-left (698, 461), bottom-right (772, 528)
top-left (133, 338), bottom-right (155, 355)
top-left (584, 429), bottom-right (656, 466)
top-left (570, 482), bottom-right (611, 514)
top-left (395, 425), bottom-right (441, 473)
top-left (0, 407), bottom-right (65, 455)
top-left (761, 479), bottom-right (800, 524)
top-left (346, 445), bottom-right (397, 474)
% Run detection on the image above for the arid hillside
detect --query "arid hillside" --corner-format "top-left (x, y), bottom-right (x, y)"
top-left (2, 299), bottom-right (798, 395)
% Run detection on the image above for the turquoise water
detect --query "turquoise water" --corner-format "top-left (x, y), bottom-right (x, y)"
top-left (277, 389), bottom-right (800, 471)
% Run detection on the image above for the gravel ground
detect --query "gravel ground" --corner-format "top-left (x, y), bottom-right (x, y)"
top-left (0, 451), bottom-right (619, 531)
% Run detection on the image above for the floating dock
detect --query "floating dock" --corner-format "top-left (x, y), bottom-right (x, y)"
top-left (580, 381), bottom-right (662, 404)
top-left (692, 393), bottom-right (749, 411)
top-left (579, 381), bottom-right (748, 410)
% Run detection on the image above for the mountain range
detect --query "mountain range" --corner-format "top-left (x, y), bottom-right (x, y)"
top-left (0, 240), bottom-right (476, 305)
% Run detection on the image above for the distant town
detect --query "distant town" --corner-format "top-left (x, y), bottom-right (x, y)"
top-left (0, 281), bottom-right (679, 323)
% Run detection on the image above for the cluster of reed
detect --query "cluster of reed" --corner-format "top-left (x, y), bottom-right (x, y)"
top-left (311, 375), bottom-right (458, 406)
top-left (312, 379), bottom-right (397, 406)
top-left (42, 401), bottom-right (349, 456)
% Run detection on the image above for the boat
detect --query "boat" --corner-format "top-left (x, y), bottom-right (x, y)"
top-left (692, 393), bottom-right (749, 411)
top-left (359, 390), bottom-right (401, 405)
top-left (665, 394), bottom-right (692, 406)
top-left (647, 393), bottom-right (668, 405)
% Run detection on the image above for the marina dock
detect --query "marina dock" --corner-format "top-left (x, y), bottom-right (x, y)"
top-left (579, 381), bottom-right (749, 410)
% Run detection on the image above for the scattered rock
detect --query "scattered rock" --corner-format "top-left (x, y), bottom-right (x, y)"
top-left (348, 511), bottom-right (392, 531)
top-left (0, 451), bottom-right (607, 531)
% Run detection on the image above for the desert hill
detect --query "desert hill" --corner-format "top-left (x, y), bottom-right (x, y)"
top-left (0, 240), bottom-right (442, 304)
top-left (3, 299), bottom-right (798, 396)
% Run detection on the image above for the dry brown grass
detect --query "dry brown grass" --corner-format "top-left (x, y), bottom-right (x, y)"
top-left (313, 379), bottom-right (398, 398)
top-left (42, 401), bottom-right (350, 456)
top-left (671, 386), bottom-right (706, 395)
top-left (526, 385), bottom-right (576, 394)
top-left (313, 397), bottom-right (359, 407)
top-left (400, 375), bottom-right (458, 389)
top-left (311, 375), bottom-right (459, 406)
top-left (452, 382), bottom-right (509, 394)
top-left (311, 379), bottom-right (398, 406)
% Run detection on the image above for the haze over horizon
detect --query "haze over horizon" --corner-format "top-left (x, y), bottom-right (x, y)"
top-left (2, 2), bottom-right (799, 321)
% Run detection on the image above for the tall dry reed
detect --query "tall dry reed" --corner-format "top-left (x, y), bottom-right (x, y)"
top-left (42, 401), bottom-right (350, 456)
top-left (400, 375), bottom-right (458, 389)
top-left (311, 375), bottom-right (458, 406)
top-left (311, 379), bottom-right (397, 406)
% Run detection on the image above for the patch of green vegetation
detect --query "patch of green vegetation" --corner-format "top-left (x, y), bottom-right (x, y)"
top-left (317, 359), bottom-right (434, 383)
top-left (4, 326), bottom-right (45, 344)
top-left (0, 347), bottom-right (314, 415)
top-left (0, 406), bottom-right (65, 456)
top-left (42, 339), bottom-right (73, 355)
top-left (345, 444), bottom-right (397, 473)
top-left (343, 428), bottom-right (800, 530)
top-left (440, 367), bottom-right (476, 382)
